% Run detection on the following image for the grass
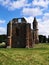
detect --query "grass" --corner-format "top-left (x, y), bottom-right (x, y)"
top-left (0, 43), bottom-right (49, 65)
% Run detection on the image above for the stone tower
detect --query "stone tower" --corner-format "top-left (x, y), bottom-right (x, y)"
top-left (33, 17), bottom-right (39, 44)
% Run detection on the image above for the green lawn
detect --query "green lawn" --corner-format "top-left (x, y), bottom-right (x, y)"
top-left (0, 43), bottom-right (49, 65)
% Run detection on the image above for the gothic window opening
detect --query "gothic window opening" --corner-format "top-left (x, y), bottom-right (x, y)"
top-left (18, 19), bottom-right (21, 23)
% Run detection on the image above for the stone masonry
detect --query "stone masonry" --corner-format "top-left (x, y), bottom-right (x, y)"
top-left (7, 17), bottom-right (39, 48)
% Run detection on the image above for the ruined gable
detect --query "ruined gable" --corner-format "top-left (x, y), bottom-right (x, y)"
top-left (7, 18), bottom-right (33, 48)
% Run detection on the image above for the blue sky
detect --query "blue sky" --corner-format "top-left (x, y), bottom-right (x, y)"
top-left (0, 0), bottom-right (49, 37)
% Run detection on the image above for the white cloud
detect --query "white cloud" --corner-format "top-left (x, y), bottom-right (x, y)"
top-left (22, 7), bottom-right (43, 16)
top-left (0, 0), bottom-right (10, 5)
top-left (25, 16), bottom-right (34, 23)
top-left (25, 16), bottom-right (34, 28)
top-left (37, 13), bottom-right (49, 37)
top-left (0, 0), bottom-right (49, 11)
top-left (38, 20), bottom-right (49, 37)
top-left (32, 0), bottom-right (49, 8)
top-left (0, 0), bottom-right (30, 10)
top-left (9, 0), bottom-right (31, 10)
top-left (44, 13), bottom-right (49, 16)
top-left (0, 19), bottom-right (5, 24)
top-left (0, 27), bottom-right (6, 34)
top-left (43, 13), bottom-right (49, 20)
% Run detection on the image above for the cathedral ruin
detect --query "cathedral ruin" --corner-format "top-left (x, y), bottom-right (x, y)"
top-left (7, 17), bottom-right (39, 48)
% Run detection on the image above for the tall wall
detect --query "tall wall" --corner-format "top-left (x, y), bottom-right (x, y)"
top-left (7, 18), bottom-right (33, 48)
top-left (12, 23), bottom-right (27, 48)
top-left (26, 23), bottom-right (33, 48)
top-left (7, 21), bottom-right (12, 48)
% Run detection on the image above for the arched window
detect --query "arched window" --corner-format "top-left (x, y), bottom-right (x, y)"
top-left (18, 19), bottom-right (21, 23)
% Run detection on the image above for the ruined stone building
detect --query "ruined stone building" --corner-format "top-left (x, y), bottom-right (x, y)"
top-left (7, 17), bottom-right (39, 48)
